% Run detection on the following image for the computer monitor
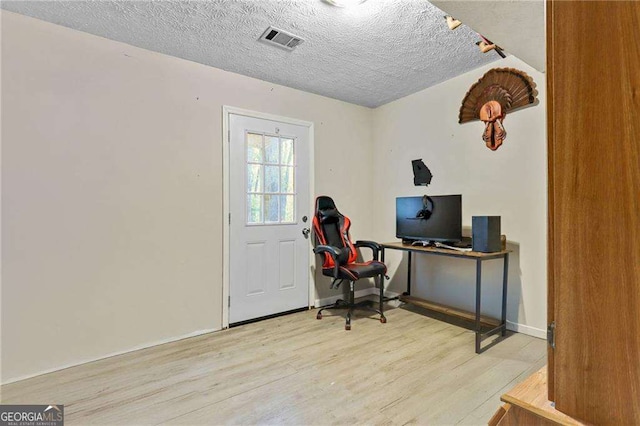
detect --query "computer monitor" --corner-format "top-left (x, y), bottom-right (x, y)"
top-left (396, 195), bottom-right (462, 243)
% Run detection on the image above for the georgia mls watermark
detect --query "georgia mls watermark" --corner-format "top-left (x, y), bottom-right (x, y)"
top-left (0, 405), bottom-right (64, 426)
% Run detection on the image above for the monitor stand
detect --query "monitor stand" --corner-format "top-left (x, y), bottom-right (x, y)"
top-left (452, 237), bottom-right (472, 248)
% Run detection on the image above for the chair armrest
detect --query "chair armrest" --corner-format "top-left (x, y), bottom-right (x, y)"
top-left (313, 245), bottom-right (342, 278)
top-left (355, 240), bottom-right (381, 261)
top-left (314, 245), bottom-right (342, 258)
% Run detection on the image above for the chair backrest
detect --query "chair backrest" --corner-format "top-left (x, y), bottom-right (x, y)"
top-left (312, 196), bottom-right (357, 268)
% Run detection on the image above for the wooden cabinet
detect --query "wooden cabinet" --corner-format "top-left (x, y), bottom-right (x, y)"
top-left (489, 367), bottom-right (583, 426)
top-left (547, 0), bottom-right (640, 423)
top-left (494, 1), bottom-right (640, 424)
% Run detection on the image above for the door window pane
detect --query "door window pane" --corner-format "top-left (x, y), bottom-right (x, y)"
top-left (281, 139), bottom-right (294, 165)
top-left (247, 194), bottom-right (262, 224)
top-left (281, 166), bottom-right (294, 193)
top-left (247, 164), bottom-right (263, 193)
top-left (280, 195), bottom-right (295, 223)
top-left (265, 166), bottom-right (280, 193)
top-left (264, 195), bottom-right (279, 223)
top-left (245, 133), bottom-right (297, 225)
top-left (265, 136), bottom-right (279, 164)
top-left (247, 133), bottom-right (263, 163)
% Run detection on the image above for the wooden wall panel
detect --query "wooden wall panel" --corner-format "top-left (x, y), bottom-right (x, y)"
top-left (549, 1), bottom-right (640, 423)
top-left (545, 0), bottom-right (555, 402)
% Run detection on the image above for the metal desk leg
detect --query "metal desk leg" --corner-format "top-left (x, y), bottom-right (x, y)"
top-left (379, 273), bottom-right (385, 317)
top-left (379, 246), bottom-right (386, 308)
top-left (501, 253), bottom-right (509, 337)
top-left (406, 251), bottom-right (412, 295)
top-left (475, 259), bottom-right (482, 354)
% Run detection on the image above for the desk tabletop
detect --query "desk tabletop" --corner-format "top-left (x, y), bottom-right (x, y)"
top-left (381, 241), bottom-right (511, 258)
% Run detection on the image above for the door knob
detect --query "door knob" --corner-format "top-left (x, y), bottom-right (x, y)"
top-left (302, 228), bottom-right (310, 239)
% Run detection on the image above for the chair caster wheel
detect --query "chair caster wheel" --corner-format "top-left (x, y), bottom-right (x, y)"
top-left (380, 317), bottom-right (387, 324)
top-left (345, 324), bottom-right (351, 331)
top-left (316, 313), bottom-right (322, 320)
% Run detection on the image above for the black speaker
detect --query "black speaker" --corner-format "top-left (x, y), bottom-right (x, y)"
top-left (472, 216), bottom-right (501, 252)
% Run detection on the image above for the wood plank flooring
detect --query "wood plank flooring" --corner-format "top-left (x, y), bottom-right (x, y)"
top-left (1, 305), bottom-right (546, 425)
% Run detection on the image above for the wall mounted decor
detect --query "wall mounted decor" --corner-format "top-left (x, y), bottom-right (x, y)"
top-left (475, 35), bottom-right (506, 58)
top-left (459, 68), bottom-right (537, 150)
top-left (440, 16), bottom-right (505, 59)
top-left (444, 15), bottom-right (462, 30)
top-left (411, 159), bottom-right (433, 186)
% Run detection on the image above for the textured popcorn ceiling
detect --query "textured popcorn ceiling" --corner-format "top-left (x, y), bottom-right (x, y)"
top-left (1, 0), bottom-right (500, 108)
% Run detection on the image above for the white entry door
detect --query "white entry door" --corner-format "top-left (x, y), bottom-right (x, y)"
top-left (229, 114), bottom-right (311, 324)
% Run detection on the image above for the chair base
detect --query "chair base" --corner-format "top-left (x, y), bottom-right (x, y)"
top-left (316, 298), bottom-right (386, 330)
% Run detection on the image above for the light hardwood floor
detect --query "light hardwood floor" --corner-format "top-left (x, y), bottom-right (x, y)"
top-left (1, 305), bottom-right (546, 425)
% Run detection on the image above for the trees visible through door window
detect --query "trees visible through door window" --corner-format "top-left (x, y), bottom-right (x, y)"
top-left (246, 132), bottom-right (295, 225)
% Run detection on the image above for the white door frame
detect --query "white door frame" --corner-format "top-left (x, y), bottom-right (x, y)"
top-left (222, 106), bottom-right (315, 328)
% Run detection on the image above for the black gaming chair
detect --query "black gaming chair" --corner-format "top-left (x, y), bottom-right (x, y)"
top-left (312, 196), bottom-right (387, 330)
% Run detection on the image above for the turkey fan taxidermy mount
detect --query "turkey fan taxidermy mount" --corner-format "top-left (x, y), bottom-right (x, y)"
top-left (459, 68), bottom-right (537, 151)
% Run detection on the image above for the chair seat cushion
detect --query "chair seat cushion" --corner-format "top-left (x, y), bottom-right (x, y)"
top-left (324, 260), bottom-right (387, 280)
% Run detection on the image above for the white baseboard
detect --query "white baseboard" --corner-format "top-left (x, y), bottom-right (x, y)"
top-left (1, 327), bottom-right (220, 385)
top-left (506, 321), bottom-right (546, 339)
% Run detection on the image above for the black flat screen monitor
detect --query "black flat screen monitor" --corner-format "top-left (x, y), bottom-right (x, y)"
top-left (396, 195), bottom-right (462, 243)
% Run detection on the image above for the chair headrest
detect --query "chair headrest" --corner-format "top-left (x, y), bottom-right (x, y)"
top-left (316, 196), bottom-right (336, 210)
top-left (320, 208), bottom-right (340, 224)
top-left (315, 196), bottom-right (340, 224)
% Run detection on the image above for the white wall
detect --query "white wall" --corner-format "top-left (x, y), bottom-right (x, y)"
top-left (0, 11), bottom-right (374, 383)
top-left (372, 57), bottom-right (547, 337)
top-left (1, 11), bottom-right (547, 383)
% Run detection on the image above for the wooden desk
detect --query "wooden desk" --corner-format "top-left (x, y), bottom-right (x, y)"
top-left (381, 242), bottom-right (511, 353)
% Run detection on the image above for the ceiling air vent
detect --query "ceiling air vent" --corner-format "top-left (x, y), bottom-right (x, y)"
top-left (259, 26), bottom-right (304, 51)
